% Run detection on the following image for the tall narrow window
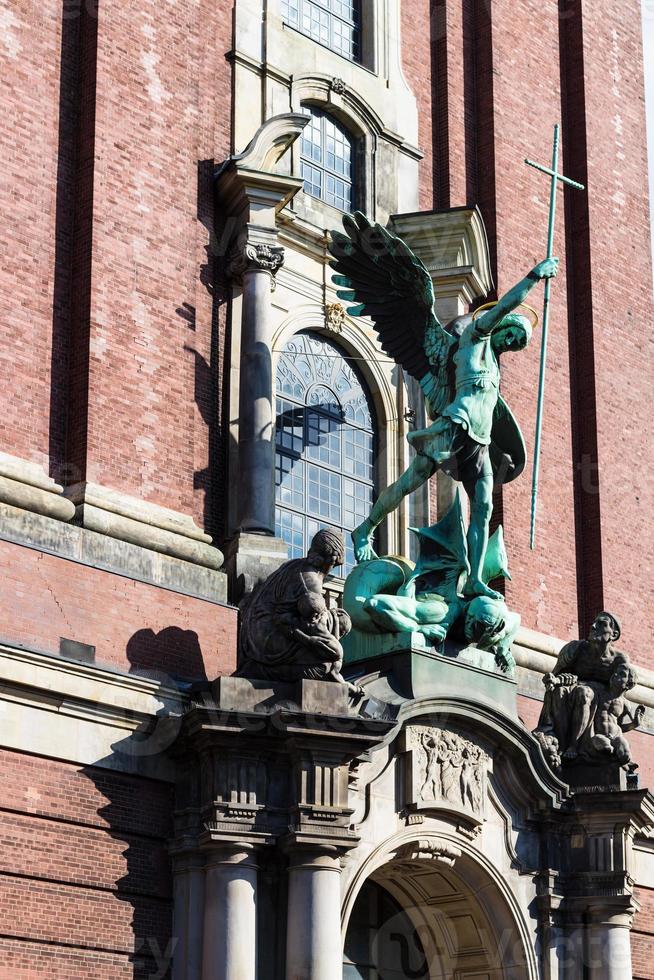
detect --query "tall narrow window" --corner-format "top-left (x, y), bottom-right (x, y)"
top-left (282, 0), bottom-right (361, 62)
top-left (300, 107), bottom-right (355, 212)
top-left (275, 332), bottom-right (375, 577)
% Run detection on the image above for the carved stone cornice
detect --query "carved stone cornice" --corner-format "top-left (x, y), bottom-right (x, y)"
top-left (169, 677), bottom-right (395, 857)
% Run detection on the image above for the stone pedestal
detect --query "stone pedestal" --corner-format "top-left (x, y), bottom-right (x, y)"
top-left (342, 633), bottom-right (519, 719)
top-left (223, 530), bottom-right (289, 601)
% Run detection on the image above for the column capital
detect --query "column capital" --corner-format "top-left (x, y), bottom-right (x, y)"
top-left (202, 841), bottom-right (260, 872)
top-left (282, 842), bottom-right (343, 871)
top-left (228, 240), bottom-right (285, 282)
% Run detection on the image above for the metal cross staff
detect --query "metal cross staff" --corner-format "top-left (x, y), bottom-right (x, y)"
top-left (525, 123), bottom-right (585, 549)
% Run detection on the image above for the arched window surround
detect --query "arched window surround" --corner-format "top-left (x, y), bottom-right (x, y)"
top-left (272, 306), bottom-right (412, 564)
top-left (289, 75), bottom-right (385, 223)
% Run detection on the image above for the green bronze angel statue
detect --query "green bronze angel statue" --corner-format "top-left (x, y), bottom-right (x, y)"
top-left (329, 212), bottom-right (558, 600)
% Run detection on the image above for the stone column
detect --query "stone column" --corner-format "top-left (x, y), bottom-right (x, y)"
top-left (285, 845), bottom-right (343, 980)
top-left (233, 241), bottom-right (284, 535)
top-left (202, 844), bottom-right (258, 980)
top-left (172, 858), bottom-right (205, 980)
top-left (586, 909), bottom-right (634, 980)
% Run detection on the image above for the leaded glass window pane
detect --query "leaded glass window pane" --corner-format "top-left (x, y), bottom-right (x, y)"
top-left (282, 0), bottom-right (361, 62)
top-left (300, 107), bottom-right (355, 212)
top-left (274, 332), bottom-right (375, 578)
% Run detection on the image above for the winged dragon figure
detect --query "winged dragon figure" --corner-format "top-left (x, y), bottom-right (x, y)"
top-left (329, 212), bottom-right (558, 600)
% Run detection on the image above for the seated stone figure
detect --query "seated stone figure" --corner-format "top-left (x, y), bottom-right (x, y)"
top-left (236, 529), bottom-right (355, 690)
top-left (534, 612), bottom-right (645, 771)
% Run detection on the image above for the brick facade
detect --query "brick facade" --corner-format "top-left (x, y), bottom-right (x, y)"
top-left (0, 749), bottom-right (173, 979)
top-left (0, 0), bottom-right (652, 974)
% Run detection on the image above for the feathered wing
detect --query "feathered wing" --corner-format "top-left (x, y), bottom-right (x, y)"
top-left (329, 212), bottom-right (454, 417)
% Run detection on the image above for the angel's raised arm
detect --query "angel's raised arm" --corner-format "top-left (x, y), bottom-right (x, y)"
top-left (474, 258), bottom-right (558, 336)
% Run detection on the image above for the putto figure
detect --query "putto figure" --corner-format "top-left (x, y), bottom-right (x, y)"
top-left (329, 212), bottom-right (558, 599)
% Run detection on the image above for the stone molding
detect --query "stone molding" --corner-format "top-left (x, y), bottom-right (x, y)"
top-left (389, 206), bottom-right (495, 322)
top-left (0, 502), bottom-right (228, 603)
top-left (65, 481), bottom-right (223, 570)
top-left (215, 113), bottom-right (309, 222)
top-left (0, 451), bottom-right (75, 522)
top-left (0, 641), bottom-right (184, 777)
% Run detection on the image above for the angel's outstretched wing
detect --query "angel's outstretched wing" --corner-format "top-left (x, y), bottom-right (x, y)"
top-left (329, 212), bottom-right (454, 416)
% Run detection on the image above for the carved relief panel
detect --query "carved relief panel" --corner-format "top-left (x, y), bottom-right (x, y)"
top-left (400, 725), bottom-right (491, 825)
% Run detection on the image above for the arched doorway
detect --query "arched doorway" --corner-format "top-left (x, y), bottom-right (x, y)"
top-left (343, 843), bottom-right (534, 980)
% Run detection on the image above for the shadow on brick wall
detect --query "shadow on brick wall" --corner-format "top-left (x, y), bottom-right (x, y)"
top-left (126, 626), bottom-right (208, 683)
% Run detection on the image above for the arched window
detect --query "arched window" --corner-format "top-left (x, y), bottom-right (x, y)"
top-left (300, 107), bottom-right (355, 212)
top-left (275, 332), bottom-right (375, 577)
top-left (282, 0), bottom-right (361, 62)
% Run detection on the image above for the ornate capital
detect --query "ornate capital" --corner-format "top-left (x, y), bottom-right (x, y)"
top-left (228, 242), bottom-right (285, 283)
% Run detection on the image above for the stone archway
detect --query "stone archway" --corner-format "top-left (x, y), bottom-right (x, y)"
top-left (342, 837), bottom-right (536, 980)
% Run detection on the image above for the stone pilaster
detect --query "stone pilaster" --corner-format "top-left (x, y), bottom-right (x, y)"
top-left (215, 113), bottom-right (309, 597)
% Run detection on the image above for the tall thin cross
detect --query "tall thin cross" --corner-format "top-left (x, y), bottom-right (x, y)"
top-left (525, 124), bottom-right (585, 550)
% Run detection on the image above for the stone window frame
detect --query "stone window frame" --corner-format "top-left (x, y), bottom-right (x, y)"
top-left (280, 0), bottom-right (364, 65)
top-left (278, 0), bottom-right (376, 70)
top-left (271, 307), bottom-right (413, 565)
top-left (289, 75), bottom-right (384, 228)
top-left (299, 105), bottom-right (357, 212)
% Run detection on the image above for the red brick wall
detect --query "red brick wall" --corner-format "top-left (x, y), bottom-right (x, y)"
top-left (405, 0), bottom-right (653, 657)
top-left (633, 887), bottom-right (654, 979)
top-left (0, 0), bottom-right (234, 538)
top-left (0, 748), bottom-right (173, 979)
top-left (401, 0), bottom-right (434, 210)
top-left (0, 1), bottom-right (64, 469)
top-left (0, 539), bottom-right (237, 679)
top-left (64, 0), bottom-right (235, 526)
top-left (568, 0), bottom-right (654, 653)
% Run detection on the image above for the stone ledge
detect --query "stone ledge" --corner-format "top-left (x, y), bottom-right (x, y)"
top-left (0, 452), bottom-right (75, 522)
top-left (0, 502), bottom-right (229, 604)
top-left (0, 642), bottom-right (184, 779)
top-left (66, 481), bottom-right (223, 569)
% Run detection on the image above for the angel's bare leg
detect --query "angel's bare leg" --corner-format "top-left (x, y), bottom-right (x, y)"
top-left (463, 455), bottom-right (503, 600)
top-left (352, 454), bottom-right (436, 562)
